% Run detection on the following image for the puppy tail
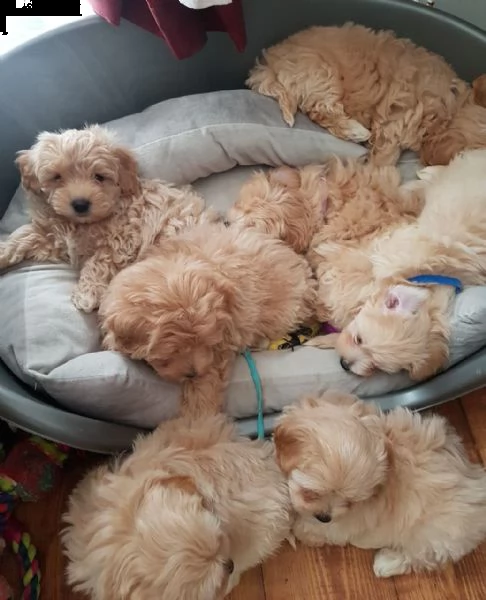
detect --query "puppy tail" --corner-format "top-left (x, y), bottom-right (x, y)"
top-left (304, 333), bottom-right (339, 349)
top-left (246, 56), bottom-right (297, 127)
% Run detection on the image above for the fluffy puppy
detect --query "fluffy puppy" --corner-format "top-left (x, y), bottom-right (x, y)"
top-left (309, 148), bottom-right (486, 381)
top-left (274, 391), bottom-right (486, 578)
top-left (335, 148), bottom-right (486, 379)
top-left (247, 23), bottom-right (486, 166)
top-left (0, 126), bottom-right (216, 312)
top-left (62, 414), bottom-right (292, 600)
top-left (228, 157), bottom-right (422, 255)
top-left (99, 221), bottom-right (317, 415)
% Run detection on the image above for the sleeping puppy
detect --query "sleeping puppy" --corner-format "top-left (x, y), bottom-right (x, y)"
top-left (63, 413), bottom-right (293, 600)
top-left (273, 391), bottom-right (486, 577)
top-left (99, 221), bottom-right (317, 416)
top-left (247, 23), bottom-right (486, 165)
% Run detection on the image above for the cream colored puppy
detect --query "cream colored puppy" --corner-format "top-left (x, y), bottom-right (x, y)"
top-left (274, 392), bottom-right (486, 578)
top-left (310, 148), bottom-right (486, 381)
top-left (62, 414), bottom-right (292, 600)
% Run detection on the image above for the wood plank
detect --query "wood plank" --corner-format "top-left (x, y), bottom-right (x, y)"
top-left (462, 389), bottom-right (486, 464)
top-left (229, 566), bottom-right (266, 600)
top-left (262, 541), bottom-right (398, 600)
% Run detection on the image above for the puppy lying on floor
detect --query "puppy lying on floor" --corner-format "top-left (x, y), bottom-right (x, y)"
top-left (228, 156), bottom-right (422, 254)
top-left (99, 221), bottom-right (317, 416)
top-left (0, 126), bottom-right (216, 312)
top-left (62, 414), bottom-right (293, 600)
top-left (308, 148), bottom-right (486, 381)
top-left (247, 23), bottom-right (486, 166)
top-left (273, 391), bottom-right (486, 578)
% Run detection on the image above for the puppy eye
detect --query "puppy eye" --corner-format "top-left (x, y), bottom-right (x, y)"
top-left (52, 174), bottom-right (62, 182)
top-left (224, 559), bottom-right (234, 574)
top-left (94, 174), bottom-right (106, 182)
top-left (354, 335), bottom-right (362, 345)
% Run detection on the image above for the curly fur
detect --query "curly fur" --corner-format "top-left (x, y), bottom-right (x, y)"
top-left (229, 157), bottom-right (423, 255)
top-left (99, 222), bottom-right (317, 415)
top-left (308, 149), bottom-right (486, 381)
top-left (247, 23), bottom-right (486, 166)
top-left (0, 125), bottom-right (217, 312)
top-left (273, 391), bottom-right (486, 578)
top-left (62, 414), bottom-right (292, 600)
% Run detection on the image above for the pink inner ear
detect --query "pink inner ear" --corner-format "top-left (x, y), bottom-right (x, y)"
top-left (385, 293), bottom-right (399, 310)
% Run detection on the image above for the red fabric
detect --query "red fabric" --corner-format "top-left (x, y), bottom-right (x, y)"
top-left (89, 0), bottom-right (246, 59)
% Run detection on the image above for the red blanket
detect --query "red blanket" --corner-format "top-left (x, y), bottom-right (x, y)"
top-left (88, 0), bottom-right (246, 59)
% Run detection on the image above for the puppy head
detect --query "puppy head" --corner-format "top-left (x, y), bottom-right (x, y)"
top-left (100, 256), bottom-right (235, 382)
top-left (274, 393), bottom-right (387, 522)
top-left (228, 166), bottom-right (327, 253)
top-left (15, 125), bottom-right (140, 223)
top-left (103, 475), bottom-right (234, 600)
top-left (336, 283), bottom-right (448, 380)
top-left (421, 101), bottom-right (486, 166)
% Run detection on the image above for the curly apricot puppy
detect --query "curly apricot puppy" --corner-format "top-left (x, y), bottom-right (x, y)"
top-left (0, 126), bottom-right (216, 312)
top-left (274, 392), bottom-right (486, 578)
top-left (229, 157), bottom-right (422, 255)
top-left (247, 23), bottom-right (486, 165)
top-left (100, 222), bottom-right (317, 415)
top-left (62, 414), bottom-right (293, 600)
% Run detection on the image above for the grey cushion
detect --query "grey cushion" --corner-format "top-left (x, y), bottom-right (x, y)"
top-left (1, 90), bottom-right (485, 428)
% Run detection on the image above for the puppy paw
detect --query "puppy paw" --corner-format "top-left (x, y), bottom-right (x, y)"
top-left (416, 165), bottom-right (444, 181)
top-left (373, 549), bottom-right (412, 578)
top-left (341, 120), bottom-right (371, 143)
top-left (71, 285), bottom-right (100, 313)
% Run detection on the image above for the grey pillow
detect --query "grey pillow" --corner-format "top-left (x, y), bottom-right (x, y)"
top-left (0, 90), bottom-right (485, 428)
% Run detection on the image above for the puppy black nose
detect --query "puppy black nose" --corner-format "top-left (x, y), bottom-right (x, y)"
top-left (315, 513), bottom-right (332, 523)
top-left (340, 358), bottom-right (351, 372)
top-left (71, 198), bottom-right (91, 214)
top-left (225, 559), bottom-right (234, 574)
top-left (185, 370), bottom-right (197, 379)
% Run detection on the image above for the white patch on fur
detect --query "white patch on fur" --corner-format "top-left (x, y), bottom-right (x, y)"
top-left (373, 548), bottom-right (412, 577)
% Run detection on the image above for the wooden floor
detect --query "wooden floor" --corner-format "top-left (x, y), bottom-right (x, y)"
top-left (1, 391), bottom-right (486, 599)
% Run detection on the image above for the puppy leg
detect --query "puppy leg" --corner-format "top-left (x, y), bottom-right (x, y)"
top-left (304, 333), bottom-right (339, 349)
top-left (0, 224), bottom-right (65, 268)
top-left (367, 125), bottom-right (402, 166)
top-left (72, 252), bottom-right (119, 313)
top-left (300, 70), bottom-right (370, 142)
top-left (181, 352), bottom-right (235, 417)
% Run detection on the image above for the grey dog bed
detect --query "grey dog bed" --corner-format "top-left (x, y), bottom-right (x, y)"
top-left (1, 0), bottom-right (486, 452)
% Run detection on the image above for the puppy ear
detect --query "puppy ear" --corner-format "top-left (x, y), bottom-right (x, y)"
top-left (114, 146), bottom-right (141, 196)
top-left (408, 328), bottom-right (449, 381)
top-left (15, 150), bottom-right (42, 195)
top-left (382, 284), bottom-right (429, 316)
top-left (273, 423), bottom-right (305, 475)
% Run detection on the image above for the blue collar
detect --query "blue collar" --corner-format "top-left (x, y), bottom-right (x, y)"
top-left (407, 274), bottom-right (463, 294)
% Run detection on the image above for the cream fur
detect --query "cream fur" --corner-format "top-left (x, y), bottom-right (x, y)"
top-left (247, 23), bottom-right (486, 166)
top-left (0, 126), bottom-right (217, 312)
top-left (274, 392), bottom-right (486, 578)
top-left (62, 414), bottom-right (292, 599)
top-left (99, 221), bottom-right (317, 415)
top-left (309, 148), bottom-right (486, 381)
